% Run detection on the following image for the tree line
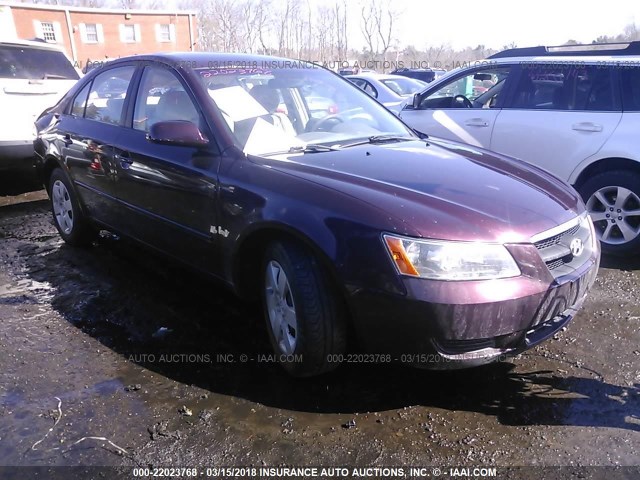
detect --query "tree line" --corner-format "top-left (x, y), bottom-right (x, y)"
top-left (20, 0), bottom-right (640, 71)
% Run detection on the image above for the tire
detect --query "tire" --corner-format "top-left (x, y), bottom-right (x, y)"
top-left (48, 168), bottom-right (96, 246)
top-left (578, 170), bottom-right (640, 255)
top-left (261, 239), bottom-right (346, 377)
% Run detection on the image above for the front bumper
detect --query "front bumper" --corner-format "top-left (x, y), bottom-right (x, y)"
top-left (347, 242), bottom-right (599, 370)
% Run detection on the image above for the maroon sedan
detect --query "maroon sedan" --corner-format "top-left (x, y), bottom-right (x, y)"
top-left (34, 53), bottom-right (599, 377)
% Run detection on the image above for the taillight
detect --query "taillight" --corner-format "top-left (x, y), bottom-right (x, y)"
top-left (328, 104), bottom-right (339, 114)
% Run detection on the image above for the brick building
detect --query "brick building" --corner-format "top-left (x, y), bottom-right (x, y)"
top-left (0, 2), bottom-right (197, 67)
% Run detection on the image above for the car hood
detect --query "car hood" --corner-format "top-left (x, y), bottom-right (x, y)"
top-left (260, 137), bottom-right (582, 243)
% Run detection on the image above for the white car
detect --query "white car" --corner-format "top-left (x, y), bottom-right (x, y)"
top-left (0, 39), bottom-right (79, 169)
top-left (400, 41), bottom-right (640, 255)
top-left (346, 73), bottom-right (427, 113)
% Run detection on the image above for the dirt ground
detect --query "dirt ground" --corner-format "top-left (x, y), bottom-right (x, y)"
top-left (0, 171), bottom-right (639, 478)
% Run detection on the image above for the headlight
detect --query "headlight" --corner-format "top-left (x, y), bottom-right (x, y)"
top-left (383, 234), bottom-right (521, 281)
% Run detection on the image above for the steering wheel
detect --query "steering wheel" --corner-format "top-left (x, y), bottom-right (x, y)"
top-left (452, 95), bottom-right (473, 108)
top-left (308, 114), bottom-right (344, 132)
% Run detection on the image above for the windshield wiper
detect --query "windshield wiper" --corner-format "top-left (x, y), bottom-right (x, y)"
top-left (260, 144), bottom-right (340, 157)
top-left (288, 144), bottom-right (341, 153)
top-left (42, 73), bottom-right (69, 80)
top-left (339, 135), bottom-right (418, 149)
top-left (412, 129), bottom-right (429, 140)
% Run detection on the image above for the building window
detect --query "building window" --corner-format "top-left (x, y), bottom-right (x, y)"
top-left (159, 24), bottom-right (171, 42)
top-left (80, 23), bottom-right (103, 44)
top-left (156, 24), bottom-right (175, 42)
top-left (34, 20), bottom-right (62, 43)
top-left (41, 22), bottom-right (57, 42)
top-left (120, 24), bottom-right (140, 43)
top-left (85, 24), bottom-right (98, 42)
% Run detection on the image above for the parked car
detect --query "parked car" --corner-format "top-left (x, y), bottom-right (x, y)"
top-left (400, 41), bottom-right (640, 255)
top-left (346, 73), bottom-right (426, 113)
top-left (338, 67), bottom-right (374, 76)
top-left (0, 39), bottom-right (79, 170)
top-left (35, 53), bottom-right (599, 377)
top-left (392, 67), bottom-right (447, 84)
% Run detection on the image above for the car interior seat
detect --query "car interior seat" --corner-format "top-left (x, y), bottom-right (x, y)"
top-left (155, 90), bottom-right (199, 125)
top-left (552, 86), bottom-right (568, 110)
top-left (103, 98), bottom-right (125, 124)
top-left (512, 74), bottom-right (536, 108)
top-left (249, 84), bottom-right (296, 136)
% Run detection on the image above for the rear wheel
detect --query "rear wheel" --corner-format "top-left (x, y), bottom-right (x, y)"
top-left (579, 170), bottom-right (640, 255)
top-left (49, 168), bottom-right (96, 246)
top-left (262, 239), bottom-right (346, 377)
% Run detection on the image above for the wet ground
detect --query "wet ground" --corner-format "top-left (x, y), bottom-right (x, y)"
top-left (0, 171), bottom-right (639, 475)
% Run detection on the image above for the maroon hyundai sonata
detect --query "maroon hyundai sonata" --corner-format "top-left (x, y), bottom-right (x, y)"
top-left (34, 53), bottom-right (600, 377)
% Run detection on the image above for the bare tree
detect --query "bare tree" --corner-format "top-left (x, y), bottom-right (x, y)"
top-left (360, 0), bottom-right (397, 70)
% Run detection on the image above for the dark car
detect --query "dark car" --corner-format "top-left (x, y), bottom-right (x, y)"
top-left (392, 67), bottom-right (446, 83)
top-left (34, 52), bottom-right (600, 377)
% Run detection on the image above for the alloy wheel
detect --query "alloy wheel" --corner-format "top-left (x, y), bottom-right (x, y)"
top-left (586, 185), bottom-right (640, 245)
top-left (51, 180), bottom-right (74, 235)
top-left (265, 260), bottom-right (298, 355)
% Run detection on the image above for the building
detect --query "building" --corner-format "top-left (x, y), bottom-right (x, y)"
top-left (0, 2), bottom-right (197, 67)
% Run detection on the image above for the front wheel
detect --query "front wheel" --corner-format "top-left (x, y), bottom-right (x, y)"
top-left (578, 170), bottom-right (640, 255)
top-left (49, 168), bottom-right (96, 246)
top-left (262, 240), bottom-right (346, 377)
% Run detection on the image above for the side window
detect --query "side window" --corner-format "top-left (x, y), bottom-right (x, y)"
top-left (361, 80), bottom-right (377, 98)
top-left (420, 67), bottom-right (512, 109)
top-left (575, 66), bottom-right (615, 111)
top-left (71, 82), bottom-right (91, 117)
top-left (350, 78), bottom-right (376, 98)
top-left (621, 66), bottom-right (640, 111)
top-left (85, 66), bottom-right (135, 125)
top-left (506, 64), bottom-right (616, 111)
top-left (133, 67), bottom-right (200, 132)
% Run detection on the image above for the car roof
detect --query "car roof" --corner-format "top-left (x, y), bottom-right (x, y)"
top-left (0, 38), bottom-right (70, 51)
top-left (488, 41), bottom-right (640, 59)
top-left (104, 52), bottom-right (319, 68)
top-left (480, 54), bottom-right (640, 66)
top-left (346, 73), bottom-right (418, 81)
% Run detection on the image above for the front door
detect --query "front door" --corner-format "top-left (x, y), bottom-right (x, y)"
top-left (112, 65), bottom-right (221, 273)
top-left (400, 65), bottom-right (515, 148)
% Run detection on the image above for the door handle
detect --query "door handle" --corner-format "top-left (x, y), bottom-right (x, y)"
top-left (115, 151), bottom-right (133, 168)
top-left (572, 122), bottom-right (603, 132)
top-left (465, 118), bottom-right (489, 127)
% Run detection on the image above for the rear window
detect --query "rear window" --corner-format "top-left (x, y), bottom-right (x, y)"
top-left (0, 44), bottom-right (79, 80)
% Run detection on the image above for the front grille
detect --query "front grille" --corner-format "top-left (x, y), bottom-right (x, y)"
top-left (534, 224), bottom-right (579, 250)
top-left (437, 337), bottom-right (495, 354)
top-left (532, 215), bottom-right (592, 278)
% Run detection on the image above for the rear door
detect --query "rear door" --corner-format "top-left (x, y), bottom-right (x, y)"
top-left (55, 64), bottom-right (137, 227)
top-left (112, 64), bottom-right (221, 272)
top-left (490, 62), bottom-right (622, 181)
top-left (400, 65), bottom-right (515, 148)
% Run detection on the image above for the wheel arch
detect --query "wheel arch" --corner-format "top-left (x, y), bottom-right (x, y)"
top-left (231, 223), bottom-right (354, 323)
top-left (572, 157), bottom-right (640, 190)
top-left (42, 155), bottom-right (64, 193)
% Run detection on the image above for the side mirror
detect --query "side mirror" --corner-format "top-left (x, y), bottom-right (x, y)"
top-left (147, 120), bottom-right (209, 147)
top-left (412, 93), bottom-right (422, 109)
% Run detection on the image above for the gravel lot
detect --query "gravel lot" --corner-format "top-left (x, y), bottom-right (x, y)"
top-left (0, 174), bottom-right (638, 478)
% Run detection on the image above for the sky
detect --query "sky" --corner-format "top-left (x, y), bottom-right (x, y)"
top-left (343, 0), bottom-right (640, 51)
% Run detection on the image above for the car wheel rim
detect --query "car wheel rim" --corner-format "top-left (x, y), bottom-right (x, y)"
top-left (52, 180), bottom-right (74, 235)
top-left (586, 185), bottom-right (640, 245)
top-left (265, 260), bottom-right (297, 355)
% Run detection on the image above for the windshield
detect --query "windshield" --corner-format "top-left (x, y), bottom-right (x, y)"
top-left (197, 63), bottom-right (414, 156)
top-left (381, 77), bottom-right (427, 96)
top-left (0, 45), bottom-right (79, 80)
